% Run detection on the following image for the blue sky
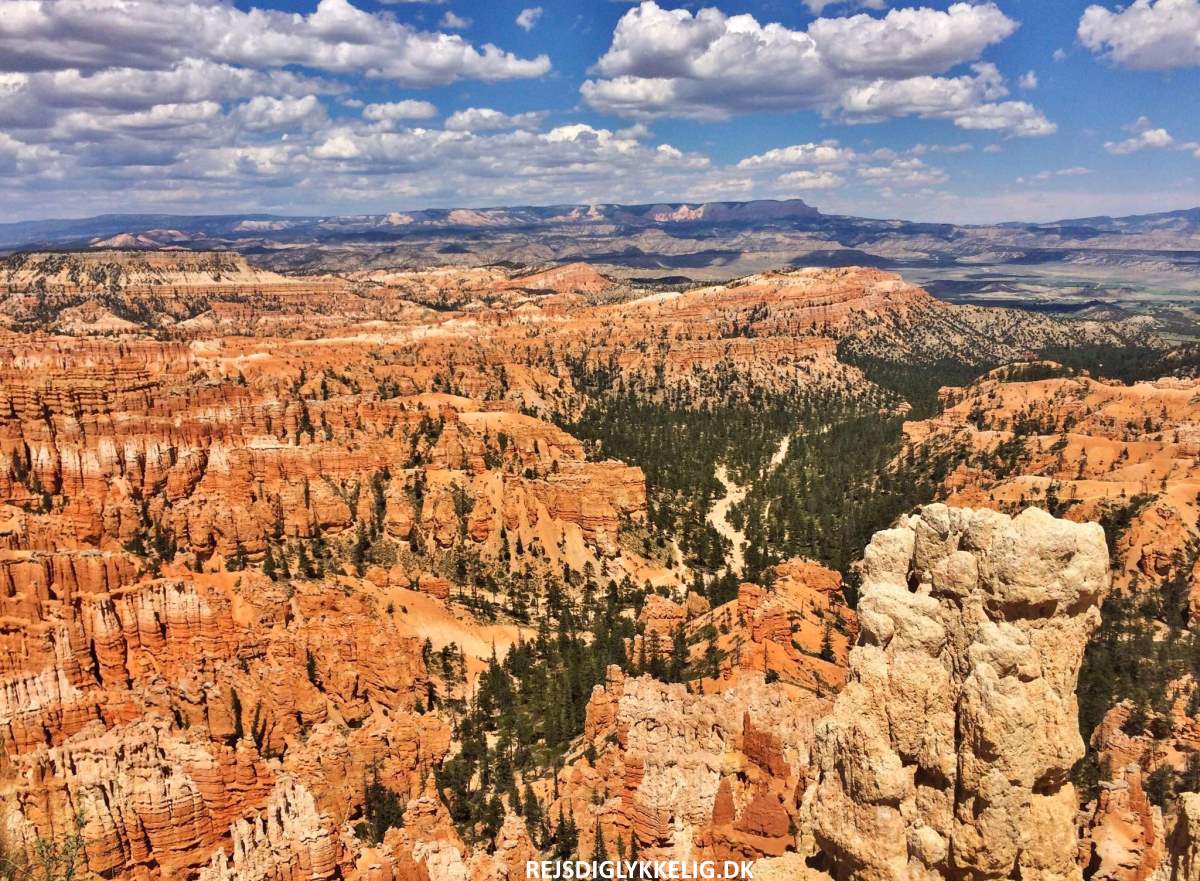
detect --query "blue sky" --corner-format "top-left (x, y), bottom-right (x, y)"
top-left (1, 0), bottom-right (1198, 223)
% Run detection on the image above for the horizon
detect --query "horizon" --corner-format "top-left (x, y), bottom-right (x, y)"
top-left (4, 198), bottom-right (1200, 233)
top-left (2, 0), bottom-right (1198, 225)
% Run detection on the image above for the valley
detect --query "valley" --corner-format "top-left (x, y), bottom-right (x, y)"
top-left (0, 241), bottom-right (1197, 881)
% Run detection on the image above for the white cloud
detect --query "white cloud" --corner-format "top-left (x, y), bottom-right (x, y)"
top-left (1052, 48), bottom-right (1068, 62)
top-left (738, 141), bottom-right (859, 169)
top-left (911, 142), bottom-right (973, 154)
top-left (49, 100), bottom-right (224, 141)
top-left (581, 1), bottom-right (1049, 136)
top-left (516, 7), bottom-right (544, 31)
top-left (0, 0), bottom-right (549, 86)
top-left (0, 61), bottom-right (332, 129)
top-left (440, 11), bottom-right (471, 29)
top-left (0, 132), bottom-right (60, 174)
top-left (362, 100), bottom-right (440, 123)
top-left (444, 107), bottom-right (546, 131)
top-left (857, 157), bottom-right (948, 187)
top-left (615, 122), bottom-right (652, 140)
top-left (297, 121), bottom-right (716, 205)
top-left (778, 169), bottom-right (844, 189)
top-left (234, 95), bottom-right (326, 132)
top-left (805, 4), bottom-right (1016, 77)
top-left (1105, 121), bottom-right (1175, 154)
top-left (838, 64), bottom-right (1055, 135)
top-left (737, 138), bottom-right (950, 193)
top-left (1079, 0), bottom-right (1200, 70)
top-left (1016, 166), bottom-right (1091, 184)
top-left (947, 99), bottom-right (1055, 136)
top-left (1018, 70), bottom-right (1037, 89)
top-left (802, 0), bottom-right (888, 14)
top-left (0, 0), bottom-right (552, 211)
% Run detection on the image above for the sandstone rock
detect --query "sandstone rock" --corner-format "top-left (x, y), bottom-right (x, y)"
top-left (902, 373), bottom-right (1200, 605)
top-left (811, 504), bottom-right (1108, 881)
top-left (417, 575), bottom-right (452, 602)
top-left (683, 557), bottom-right (855, 694)
top-left (638, 594), bottom-right (686, 640)
top-left (198, 777), bottom-right (341, 881)
top-left (561, 671), bottom-right (831, 863)
top-left (1166, 793), bottom-right (1200, 881)
top-left (1080, 764), bottom-right (1165, 881)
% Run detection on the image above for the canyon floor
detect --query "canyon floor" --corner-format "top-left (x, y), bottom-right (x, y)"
top-left (1, 248), bottom-right (1199, 881)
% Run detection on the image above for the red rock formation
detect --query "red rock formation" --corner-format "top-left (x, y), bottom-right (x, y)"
top-left (685, 558), bottom-right (856, 695)
top-left (1080, 764), bottom-right (1165, 881)
top-left (557, 621), bottom-right (841, 868)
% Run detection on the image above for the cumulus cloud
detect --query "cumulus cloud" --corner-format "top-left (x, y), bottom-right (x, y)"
top-left (440, 11), bottom-right (471, 29)
top-left (1104, 128), bottom-right (1174, 153)
top-left (802, 0), bottom-right (888, 14)
top-left (838, 63), bottom-right (1055, 135)
top-left (857, 157), bottom-right (948, 187)
top-left (737, 141), bottom-right (859, 169)
top-left (233, 95), bottom-right (327, 132)
top-left (362, 100), bottom-right (440, 123)
top-left (49, 100), bottom-right (225, 143)
top-left (1018, 70), bottom-right (1038, 89)
top-left (737, 139), bottom-right (951, 193)
top-left (0, 0), bottom-right (549, 85)
top-left (805, 4), bottom-right (1016, 77)
top-left (0, 61), bottom-right (332, 127)
top-left (1079, 0), bottom-right (1200, 70)
top-left (444, 107), bottom-right (547, 131)
top-left (0, 0), bottom-right (558, 214)
top-left (3, 96), bottom-right (758, 219)
top-left (516, 7), bottom-right (544, 31)
top-left (1105, 118), bottom-right (1175, 153)
top-left (0, 132), bottom-right (61, 174)
top-left (911, 142), bottom-right (973, 154)
top-left (299, 121), bottom-right (713, 205)
top-left (778, 169), bottom-right (844, 190)
top-left (581, 1), bottom-right (1050, 136)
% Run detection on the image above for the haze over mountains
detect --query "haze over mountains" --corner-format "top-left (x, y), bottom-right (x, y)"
top-left (3, 200), bottom-right (1199, 326)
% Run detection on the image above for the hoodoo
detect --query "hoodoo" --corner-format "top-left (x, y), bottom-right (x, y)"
top-left (810, 505), bottom-right (1109, 881)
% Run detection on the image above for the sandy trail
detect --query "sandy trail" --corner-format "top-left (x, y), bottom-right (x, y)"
top-left (707, 434), bottom-right (791, 577)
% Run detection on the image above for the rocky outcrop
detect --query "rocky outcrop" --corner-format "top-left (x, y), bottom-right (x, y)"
top-left (810, 504), bottom-right (1109, 881)
top-left (198, 777), bottom-right (341, 881)
top-left (561, 667), bottom-right (832, 864)
top-left (903, 371), bottom-right (1200, 603)
top-left (498, 263), bottom-right (612, 296)
top-left (682, 558), bottom-right (856, 694)
top-left (1079, 764), bottom-right (1165, 881)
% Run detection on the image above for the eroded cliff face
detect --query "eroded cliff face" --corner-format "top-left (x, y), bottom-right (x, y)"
top-left (560, 667), bottom-right (831, 866)
top-left (0, 255), bottom-right (1176, 881)
top-left (904, 369), bottom-right (1200, 603)
top-left (810, 504), bottom-right (1109, 881)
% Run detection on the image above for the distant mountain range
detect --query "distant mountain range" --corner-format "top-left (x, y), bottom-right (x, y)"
top-left (4, 200), bottom-right (1200, 251)
top-left (0, 199), bottom-right (825, 249)
top-left (1, 200), bottom-right (1197, 321)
